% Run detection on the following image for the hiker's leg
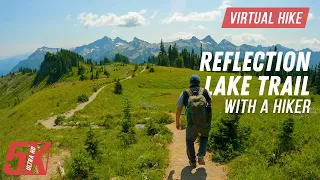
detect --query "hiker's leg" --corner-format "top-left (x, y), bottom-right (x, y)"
top-left (197, 136), bottom-right (208, 156)
top-left (186, 125), bottom-right (198, 163)
top-left (198, 124), bottom-right (211, 157)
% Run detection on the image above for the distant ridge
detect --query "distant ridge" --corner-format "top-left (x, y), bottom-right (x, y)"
top-left (10, 36), bottom-right (320, 73)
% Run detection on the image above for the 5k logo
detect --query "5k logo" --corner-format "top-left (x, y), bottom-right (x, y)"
top-left (4, 142), bottom-right (51, 175)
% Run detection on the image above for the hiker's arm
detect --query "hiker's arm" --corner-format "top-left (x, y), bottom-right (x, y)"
top-left (176, 107), bottom-right (183, 129)
top-left (176, 92), bottom-right (184, 130)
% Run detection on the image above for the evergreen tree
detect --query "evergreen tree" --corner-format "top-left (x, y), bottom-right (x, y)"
top-left (200, 43), bottom-right (203, 59)
top-left (168, 45), bottom-right (173, 66)
top-left (311, 66), bottom-right (317, 87)
top-left (180, 48), bottom-right (190, 69)
top-left (120, 99), bottom-right (136, 146)
top-left (90, 72), bottom-right (94, 80)
top-left (190, 49), bottom-right (195, 70)
top-left (33, 49), bottom-right (84, 86)
top-left (171, 43), bottom-right (179, 66)
top-left (176, 56), bottom-right (184, 68)
top-left (114, 79), bottom-right (122, 94)
top-left (148, 55), bottom-right (157, 64)
top-left (78, 65), bottom-right (85, 76)
top-left (114, 53), bottom-right (129, 64)
top-left (95, 70), bottom-right (99, 79)
top-left (316, 64), bottom-right (320, 94)
top-left (85, 127), bottom-right (100, 159)
top-left (160, 39), bottom-right (166, 55)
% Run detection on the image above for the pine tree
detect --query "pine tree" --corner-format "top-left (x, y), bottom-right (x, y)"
top-left (85, 127), bottom-right (100, 159)
top-left (120, 99), bottom-right (136, 146)
top-left (180, 49), bottom-right (190, 69)
top-left (171, 43), bottom-right (179, 66)
top-left (160, 39), bottom-right (166, 55)
top-left (168, 45), bottom-right (173, 66)
top-left (316, 63), bottom-right (320, 94)
top-left (311, 66), bottom-right (317, 87)
top-left (122, 99), bottom-right (131, 133)
top-left (200, 43), bottom-right (203, 59)
top-left (176, 56), bottom-right (184, 68)
top-left (114, 79), bottom-right (122, 94)
top-left (190, 49), bottom-right (195, 70)
top-left (95, 70), bottom-right (99, 79)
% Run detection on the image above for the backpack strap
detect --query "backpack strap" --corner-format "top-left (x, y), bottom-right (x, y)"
top-left (185, 88), bottom-right (193, 96)
top-left (198, 88), bottom-right (204, 96)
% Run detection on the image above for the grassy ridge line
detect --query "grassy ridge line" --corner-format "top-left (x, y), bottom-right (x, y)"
top-left (0, 64), bottom-right (141, 179)
top-left (39, 66), bottom-right (146, 129)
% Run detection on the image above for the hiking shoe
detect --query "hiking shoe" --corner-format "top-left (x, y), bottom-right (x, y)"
top-left (198, 156), bottom-right (205, 165)
top-left (189, 161), bottom-right (197, 168)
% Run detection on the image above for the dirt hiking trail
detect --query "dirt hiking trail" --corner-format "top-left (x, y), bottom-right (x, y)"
top-left (40, 67), bottom-right (146, 129)
top-left (20, 150), bottom-right (70, 180)
top-left (165, 113), bottom-right (228, 180)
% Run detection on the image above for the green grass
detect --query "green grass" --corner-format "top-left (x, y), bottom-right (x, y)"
top-left (1, 64), bottom-right (320, 179)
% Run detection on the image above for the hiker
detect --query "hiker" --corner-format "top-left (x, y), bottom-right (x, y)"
top-left (176, 74), bottom-right (212, 168)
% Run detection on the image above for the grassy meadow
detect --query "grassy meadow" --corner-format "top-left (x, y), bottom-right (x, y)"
top-left (0, 64), bottom-right (320, 179)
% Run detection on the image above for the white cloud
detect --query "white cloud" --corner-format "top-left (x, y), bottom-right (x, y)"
top-left (162, 11), bottom-right (221, 24)
top-left (150, 11), bottom-right (158, 19)
top-left (300, 38), bottom-right (320, 51)
top-left (191, 25), bottom-right (208, 30)
top-left (162, 32), bottom-right (195, 42)
top-left (66, 14), bottom-right (71, 21)
top-left (308, 13), bottom-right (314, 21)
top-left (77, 10), bottom-right (148, 28)
top-left (223, 33), bottom-right (266, 45)
top-left (111, 29), bottom-right (118, 33)
top-left (218, 0), bottom-right (232, 10)
top-left (162, 0), bottom-right (231, 24)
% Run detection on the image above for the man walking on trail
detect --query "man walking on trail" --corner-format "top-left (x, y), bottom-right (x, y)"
top-left (176, 74), bottom-right (212, 168)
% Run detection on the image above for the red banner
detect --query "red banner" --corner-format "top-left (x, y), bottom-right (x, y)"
top-left (222, 8), bottom-right (309, 28)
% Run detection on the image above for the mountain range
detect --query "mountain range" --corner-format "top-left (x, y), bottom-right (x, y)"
top-left (0, 53), bottom-right (31, 76)
top-left (6, 35), bottom-right (320, 74)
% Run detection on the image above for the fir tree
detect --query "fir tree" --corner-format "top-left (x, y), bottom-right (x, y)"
top-left (316, 64), bottom-right (320, 94)
top-left (160, 39), bottom-right (166, 55)
top-left (114, 79), bottom-right (122, 94)
top-left (85, 127), bottom-right (100, 159)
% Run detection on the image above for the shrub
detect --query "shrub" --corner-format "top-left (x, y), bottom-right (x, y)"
top-left (66, 149), bottom-right (96, 179)
top-left (54, 116), bottom-right (64, 126)
top-left (120, 128), bottom-right (136, 147)
top-left (149, 67), bottom-right (155, 73)
top-left (77, 94), bottom-right (89, 103)
top-left (79, 74), bottom-right (88, 81)
top-left (153, 113), bottom-right (173, 124)
top-left (146, 120), bottom-right (161, 136)
top-left (103, 70), bottom-right (110, 77)
top-left (92, 86), bottom-right (97, 92)
top-left (101, 113), bottom-right (116, 129)
top-left (145, 121), bottom-right (173, 144)
top-left (208, 113), bottom-right (251, 162)
top-left (311, 96), bottom-right (315, 102)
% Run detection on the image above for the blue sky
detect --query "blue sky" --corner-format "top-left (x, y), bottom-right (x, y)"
top-left (0, 0), bottom-right (319, 59)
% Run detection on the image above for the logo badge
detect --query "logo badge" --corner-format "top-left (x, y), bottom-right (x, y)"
top-left (4, 142), bottom-right (51, 175)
